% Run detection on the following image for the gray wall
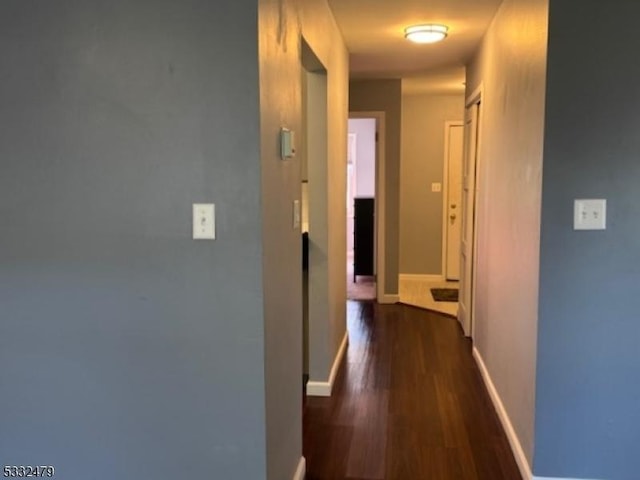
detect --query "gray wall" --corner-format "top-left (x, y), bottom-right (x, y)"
top-left (535, 2), bottom-right (640, 479)
top-left (465, 0), bottom-right (549, 467)
top-left (400, 93), bottom-right (464, 275)
top-left (0, 1), bottom-right (266, 479)
top-left (349, 79), bottom-right (402, 295)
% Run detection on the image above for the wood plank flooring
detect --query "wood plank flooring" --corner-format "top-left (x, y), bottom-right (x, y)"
top-left (303, 301), bottom-right (522, 480)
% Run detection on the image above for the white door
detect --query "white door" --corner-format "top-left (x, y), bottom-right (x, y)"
top-left (459, 101), bottom-right (480, 337)
top-left (445, 123), bottom-right (464, 280)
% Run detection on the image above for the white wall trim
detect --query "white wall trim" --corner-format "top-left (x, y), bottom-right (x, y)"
top-left (461, 84), bottom-right (484, 339)
top-left (350, 111), bottom-right (387, 303)
top-left (306, 381), bottom-right (331, 397)
top-left (473, 347), bottom-right (533, 480)
top-left (292, 457), bottom-right (306, 480)
top-left (465, 83), bottom-right (483, 108)
top-left (307, 332), bottom-right (348, 397)
top-left (379, 294), bottom-right (399, 304)
top-left (532, 477), bottom-right (603, 480)
top-left (399, 274), bottom-right (445, 283)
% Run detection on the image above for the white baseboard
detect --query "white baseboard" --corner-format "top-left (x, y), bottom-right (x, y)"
top-left (399, 274), bottom-right (445, 283)
top-left (473, 347), bottom-right (533, 480)
top-left (532, 477), bottom-right (603, 480)
top-left (292, 457), bottom-right (306, 480)
top-left (307, 332), bottom-right (348, 397)
top-left (306, 381), bottom-right (331, 396)
top-left (379, 293), bottom-right (399, 304)
top-left (474, 347), bottom-right (601, 480)
top-left (307, 380), bottom-right (332, 397)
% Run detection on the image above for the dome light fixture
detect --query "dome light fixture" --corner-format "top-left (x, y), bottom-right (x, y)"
top-left (404, 24), bottom-right (449, 44)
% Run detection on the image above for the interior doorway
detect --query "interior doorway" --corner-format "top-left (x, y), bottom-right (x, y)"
top-left (301, 39), bottom-right (329, 396)
top-left (346, 118), bottom-right (377, 301)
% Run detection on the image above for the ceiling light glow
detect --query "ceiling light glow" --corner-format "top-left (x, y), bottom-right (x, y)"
top-left (404, 24), bottom-right (449, 44)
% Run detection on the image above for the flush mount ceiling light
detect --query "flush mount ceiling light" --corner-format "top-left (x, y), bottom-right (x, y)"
top-left (404, 24), bottom-right (449, 44)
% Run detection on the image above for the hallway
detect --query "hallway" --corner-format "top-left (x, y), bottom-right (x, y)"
top-left (303, 302), bottom-right (521, 480)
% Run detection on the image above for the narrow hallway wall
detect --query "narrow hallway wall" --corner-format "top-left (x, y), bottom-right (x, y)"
top-left (259, 0), bottom-right (348, 478)
top-left (465, 0), bottom-right (549, 471)
top-left (349, 79), bottom-right (401, 297)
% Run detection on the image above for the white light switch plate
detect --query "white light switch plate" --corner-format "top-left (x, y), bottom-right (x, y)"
top-left (193, 204), bottom-right (215, 239)
top-left (574, 199), bottom-right (606, 230)
top-left (432, 182), bottom-right (442, 193)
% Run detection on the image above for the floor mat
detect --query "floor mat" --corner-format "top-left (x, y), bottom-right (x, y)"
top-left (430, 288), bottom-right (459, 302)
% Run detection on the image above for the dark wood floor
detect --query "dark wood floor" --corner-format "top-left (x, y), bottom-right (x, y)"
top-left (303, 301), bottom-right (521, 480)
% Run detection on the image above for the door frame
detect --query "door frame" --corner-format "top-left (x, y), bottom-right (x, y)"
top-left (460, 84), bottom-right (483, 338)
top-left (301, 38), bottom-right (330, 393)
top-left (441, 120), bottom-right (464, 281)
top-left (348, 111), bottom-right (387, 304)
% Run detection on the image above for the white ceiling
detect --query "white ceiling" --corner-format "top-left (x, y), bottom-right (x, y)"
top-left (327, 0), bottom-right (503, 93)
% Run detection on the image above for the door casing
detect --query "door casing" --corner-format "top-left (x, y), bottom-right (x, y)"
top-left (349, 111), bottom-right (387, 304)
top-left (459, 85), bottom-right (483, 338)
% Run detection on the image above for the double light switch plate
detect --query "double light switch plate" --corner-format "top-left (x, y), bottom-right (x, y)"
top-left (574, 199), bottom-right (606, 230)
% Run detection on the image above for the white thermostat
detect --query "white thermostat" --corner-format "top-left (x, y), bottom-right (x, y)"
top-left (280, 128), bottom-right (296, 159)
